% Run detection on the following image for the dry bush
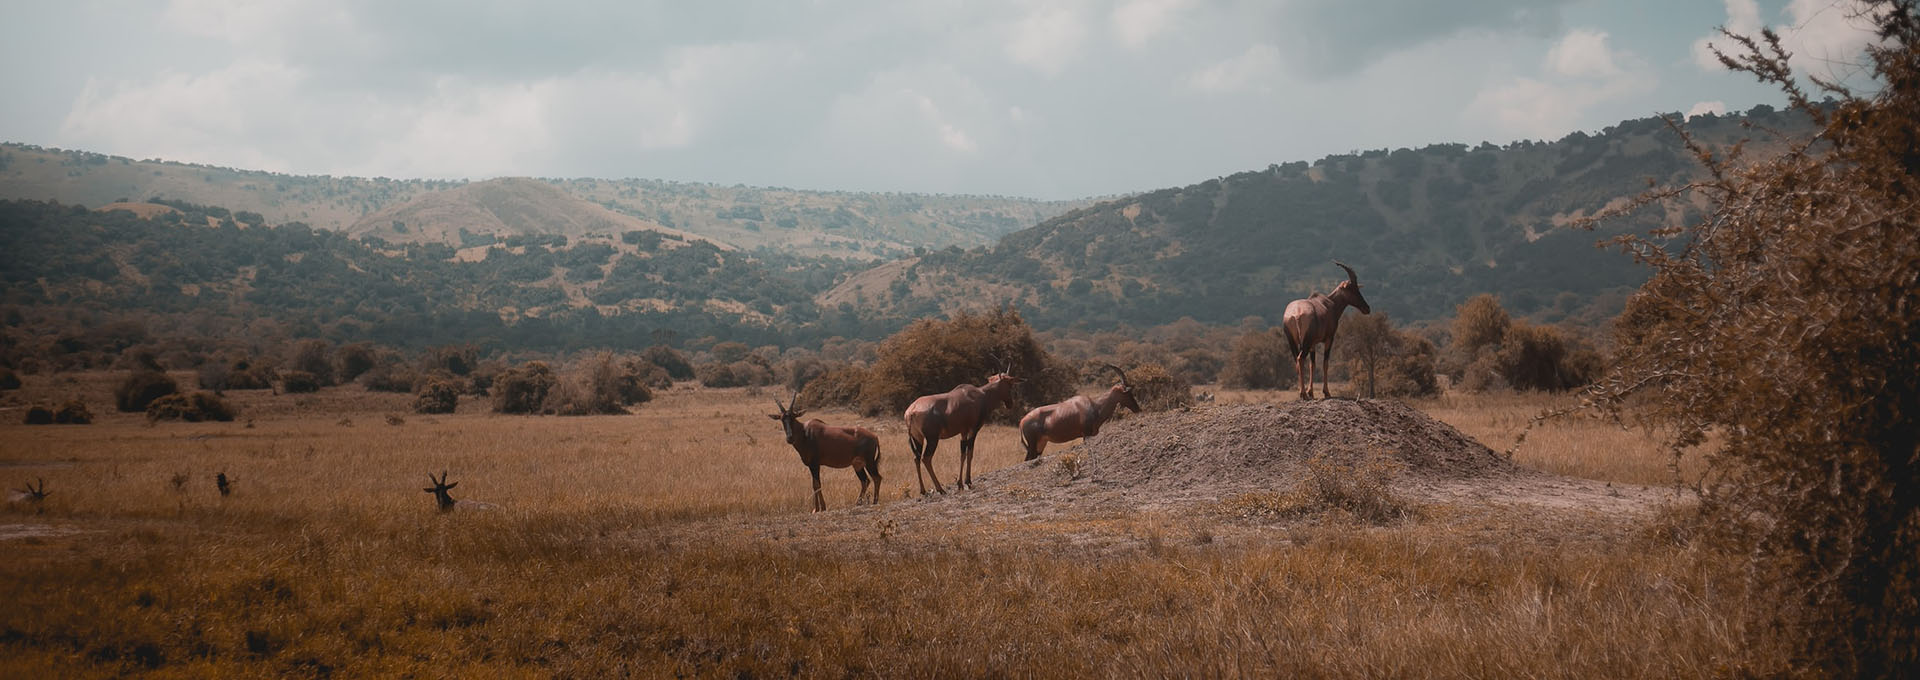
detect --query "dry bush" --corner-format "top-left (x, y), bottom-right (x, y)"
top-left (1492, 323), bottom-right (1601, 392)
top-left (795, 364), bottom-right (868, 408)
top-left (413, 378), bottom-right (460, 414)
top-left (114, 370), bottom-right (177, 412)
top-left (280, 370), bottom-right (320, 394)
top-left (286, 339), bottom-right (335, 386)
top-left (1568, 10), bottom-right (1920, 674)
top-left (641, 345), bottom-right (694, 380)
top-left (1342, 313), bottom-right (1440, 398)
top-left (198, 358), bottom-right (274, 391)
top-left (0, 366), bottom-right (19, 390)
top-left (856, 308), bottom-right (1073, 420)
top-left (1448, 296), bottom-right (1601, 393)
top-left (491, 361), bottom-right (557, 414)
top-left (543, 354), bottom-right (651, 416)
top-left (1214, 454), bottom-right (1415, 524)
top-left (1376, 335), bottom-right (1440, 398)
top-left (145, 391), bottom-right (236, 422)
top-left (22, 405), bottom-right (52, 425)
top-left (334, 342), bottom-right (379, 383)
top-left (1120, 362), bottom-right (1191, 412)
top-left (1220, 329), bottom-right (1295, 389)
top-left (1173, 347), bottom-right (1225, 386)
top-left (696, 360), bottom-right (775, 388)
top-left (54, 399), bottom-right (91, 424)
top-left (358, 364), bottom-right (418, 393)
top-left (424, 344), bottom-right (479, 376)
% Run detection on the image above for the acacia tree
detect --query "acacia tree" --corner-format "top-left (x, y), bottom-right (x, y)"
top-left (1572, 5), bottom-right (1919, 674)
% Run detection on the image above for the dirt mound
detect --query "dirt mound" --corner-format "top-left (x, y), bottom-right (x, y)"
top-left (1011, 399), bottom-right (1513, 494)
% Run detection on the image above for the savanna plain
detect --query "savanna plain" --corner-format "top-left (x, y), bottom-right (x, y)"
top-left (0, 373), bottom-right (1780, 678)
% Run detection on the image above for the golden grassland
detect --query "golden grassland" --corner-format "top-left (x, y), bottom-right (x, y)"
top-left (0, 375), bottom-right (1781, 677)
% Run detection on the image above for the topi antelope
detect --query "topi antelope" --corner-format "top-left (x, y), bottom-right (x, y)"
top-left (1282, 261), bottom-right (1371, 400)
top-left (769, 391), bottom-right (883, 512)
top-left (904, 365), bottom-right (1023, 494)
top-left (423, 471), bottom-right (497, 512)
top-left (1018, 364), bottom-right (1141, 461)
top-left (9, 478), bottom-right (50, 505)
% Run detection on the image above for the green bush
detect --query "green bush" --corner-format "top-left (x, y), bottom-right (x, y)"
top-left (641, 345), bottom-right (694, 380)
top-left (359, 365), bottom-right (418, 393)
top-left (23, 405), bottom-right (52, 425)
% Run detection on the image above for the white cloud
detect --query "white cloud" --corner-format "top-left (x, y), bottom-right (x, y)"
top-left (1004, 3), bottom-right (1089, 76)
top-left (1468, 28), bottom-right (1653, 139)
top-left (1687, 100), bottom-right (1728, 118)
top-left (1692, 0), bottom-right (1887, 83)
top-left (1112, 0), bottom-right (1190, 49)
top-left (1548, 29), bottom-right (1621, 78)
top-left (1188, 44), bottom-right (1282, 94)
top-left (58, 59), bottom-right (311, 172)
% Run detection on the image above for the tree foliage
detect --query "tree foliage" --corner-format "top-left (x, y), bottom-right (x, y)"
top-left (1573, 6), bottom-right (1920, 674)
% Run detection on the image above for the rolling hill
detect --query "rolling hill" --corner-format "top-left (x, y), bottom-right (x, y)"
top-left (821, 106), bottom-right (1810, 329)
top-left (0, 145), bottom-right (1091, 258)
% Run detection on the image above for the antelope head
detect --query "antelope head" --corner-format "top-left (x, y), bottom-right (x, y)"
top-left (983, 354), bottom-right (1026, 403)
top-left (14, 478), bottom-right (50, 504)
top-left (1105, 364), bottom-right (1143, 414)
top-left (423, 470), bottom-right (459, 512)
top-left (767, 390), bottom-right (808, 446)
top-left (1333, 261), bottom-right (1371, 314)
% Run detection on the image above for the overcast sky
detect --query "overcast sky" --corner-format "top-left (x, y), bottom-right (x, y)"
top-left (0, 0), bottom-right (1889, 199)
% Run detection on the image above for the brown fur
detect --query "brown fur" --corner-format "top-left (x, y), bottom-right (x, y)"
top-left (1019, 367), bottom-right (1141, 461)
top-left (771, 401), bottom-right (882, 511)
top-left (1283, 262), bottom-right (1371, 400)
top-left (903, 373), bottom-right (1022, 494)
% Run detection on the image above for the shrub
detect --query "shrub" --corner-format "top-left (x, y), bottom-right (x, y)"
top-left (1119, 362), bottom-right (1191, 412)
top-left (287, 339), bottom-right (335, 386)
top-left (856, 308), bottom-right (1073, 420)
top-left (23, 406), bottom-right (52, 425)
top-left (0, 366), bottom-right (19, 390)
top-left (281, 370), bottom-right (320, 393)
top-left (1376, 335), bottom-right (1440, 398)
top-left (359, 365), bottom-right (418, 393)
top-left (335, 342), bottom-right (379, 383)
top-left (796, 364), bottom-right (868, 408)
top-left (413, 378), bottom-right (460, 414)
top-left (543, 354), bottom-right (650, 416)
top-left (424, 344), bottom-right (479, 376)
top-left (115, 370), bottom-right (178, 412)
top-left (1341, 313), bottom-right (1441, 398)
top-left (54, 399), bottom-right (91, 424)
top-left (199, 358), bottom-right (274, 391)
top-left (641, 345), bottom-right (694, 380)
top-left (1492, 323), bottom-right (1600, 392)
top-left (492, 361), bottom-right (557, 414)
top-left (697, 360), bottom-right (775, 388)
top-left (1295, 453), bottom-right (1417, 524)
top-left (1220, 329), bottom-right (1295, 389)
top-left (1572, 12), bottom-right (1920, 674)
top-left (1450, 293), bottom-right (1510, 355)
top-left (145, 391), bottom-right (236, 422)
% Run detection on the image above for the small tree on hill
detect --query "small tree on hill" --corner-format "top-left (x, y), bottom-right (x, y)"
top-left (856, 307), bottom-right (1073, 420)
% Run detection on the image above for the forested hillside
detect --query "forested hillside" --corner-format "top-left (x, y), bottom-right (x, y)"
top-left (0, 145), bottom-right (1091, 259)
top-left (825, 106), bottom-right (1810, 328)
top-left (0, 200), bottom-right (871, 360)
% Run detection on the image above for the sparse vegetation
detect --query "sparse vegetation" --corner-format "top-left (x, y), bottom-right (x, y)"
top-left (491, 361), bottom-right (557, 414)
top-left (113, 368), bottom-right (177, 412)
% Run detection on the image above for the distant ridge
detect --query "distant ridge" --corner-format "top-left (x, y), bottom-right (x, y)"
top-left (348, 177), bottom-right (726, 249)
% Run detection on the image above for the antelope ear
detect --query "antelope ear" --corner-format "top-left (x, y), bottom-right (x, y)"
top-left (423, 487), bottom-right (436, 493)
top-left (767, 413), bottom-right (782, 420)
top-left (445, 482), bottom-right (457, 490)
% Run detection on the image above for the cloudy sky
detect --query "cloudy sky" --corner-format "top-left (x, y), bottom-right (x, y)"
top-left (0, 0), bottom-right (1889, 199)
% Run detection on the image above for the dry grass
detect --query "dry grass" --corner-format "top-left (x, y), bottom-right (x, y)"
top-left (0, 374), bottom-right (1781, 677)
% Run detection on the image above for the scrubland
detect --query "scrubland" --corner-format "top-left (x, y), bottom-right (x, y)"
top-left (0, 375), bottom-right (1780, 678)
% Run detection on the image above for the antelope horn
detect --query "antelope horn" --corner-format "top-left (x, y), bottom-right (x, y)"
top-left (1334, 260), bottom-right (1357, 284)
top-left (1103, 363), bottom-right (1130, 387)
